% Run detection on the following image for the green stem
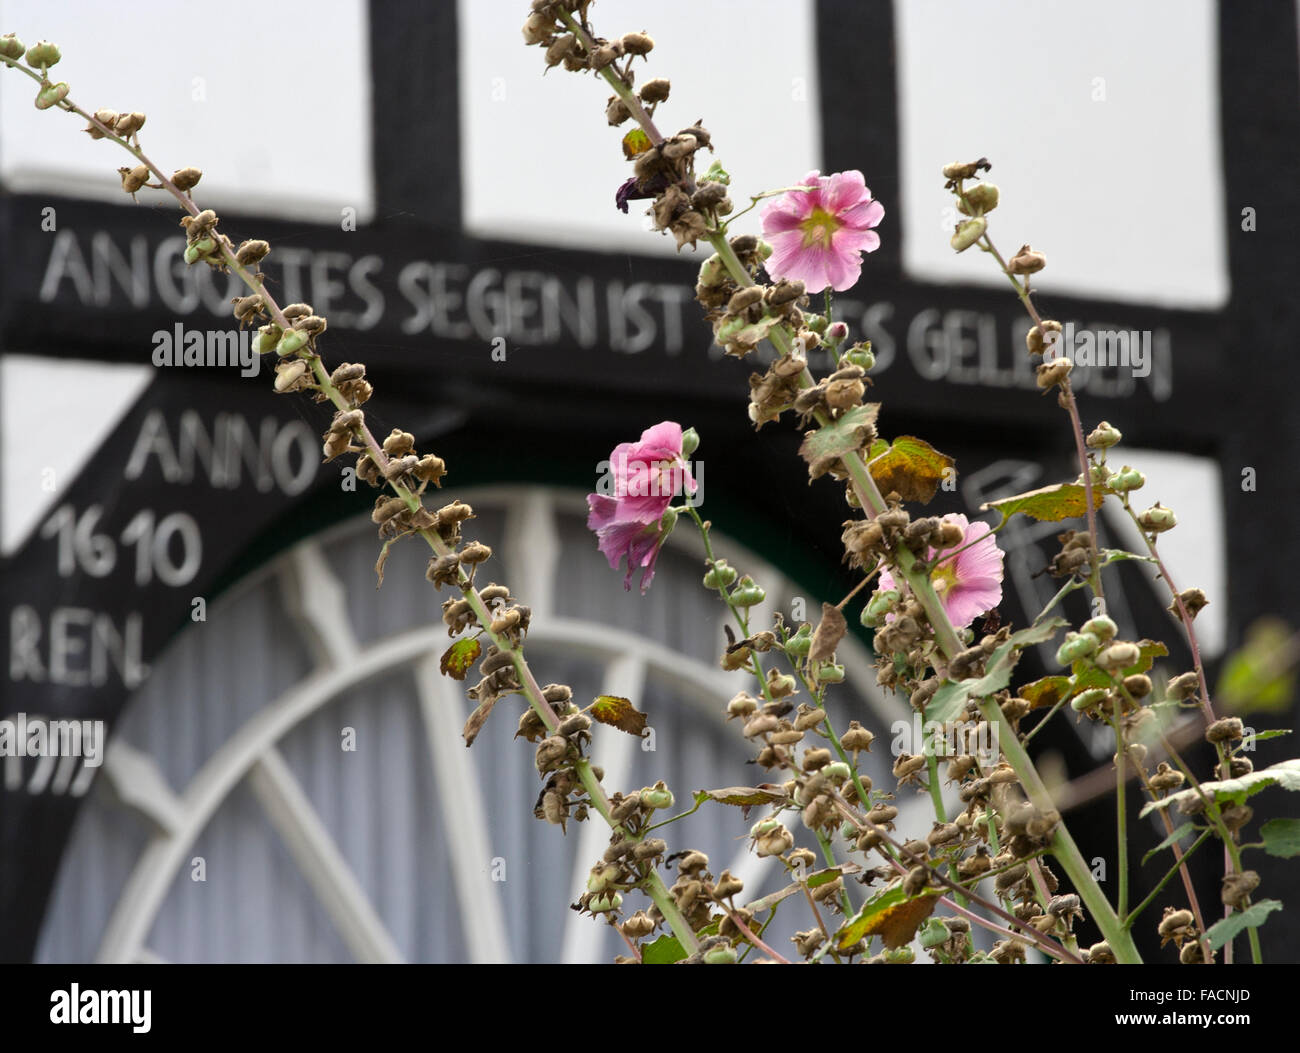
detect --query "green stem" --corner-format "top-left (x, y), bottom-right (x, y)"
top-left (1109, 714), bottom-right (1129, 919)
top-left (1126, 828), bottom-right (1213, 927)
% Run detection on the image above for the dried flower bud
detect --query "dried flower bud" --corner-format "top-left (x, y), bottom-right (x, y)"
top-left (1205, 717), bottom-right (1243, 744)
top-left (1008, 245), bottom-right (1047, 274)
top-left (1036, 357), bottom-right (1073, 389)
top-left (640, 77), bottom-right (670, 104)
top-left (1086, 420), bottom-right (1123, 448)
top-left (113, 111), bottom-right (146, 136)
top-left (1170, 588), bottom-right (1208, 620)
top-left (171, 166), bottom-right (203, 192)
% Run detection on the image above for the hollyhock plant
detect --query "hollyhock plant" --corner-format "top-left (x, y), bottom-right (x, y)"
top-left (878, 513), bottom-right (1005, 629)
top-left (759, 169), bottom-right (885, 293)
top-left (587, 421), bottom-right (697, 593)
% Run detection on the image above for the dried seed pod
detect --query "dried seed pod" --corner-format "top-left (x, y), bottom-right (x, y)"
top-left (171, 166), bottom-right (203, 192)
top-left (639, 77), bottom-right (670, 104)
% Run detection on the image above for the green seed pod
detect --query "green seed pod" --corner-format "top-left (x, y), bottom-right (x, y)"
top-left (1109, 467), bottom-right (1146, 493)
top-left (183, 244), bottom-right (201, 265)
top-left (192, 236), bottom-right (215, 255)
top-left (1056, 631), bottom-right (1101, 666)
top-left (844, 347), bottom-right (875, 371)
top-left (0, 34), bottom-right (26, 61)
top-left (25, 40), bottom-right (61, 67)
top-left (702, 561), bottom-right (738, 591)
top-left (815, 662), bottom-right (846, 683)
top-left (252, 325), bottom-right (283, 355)
top-left (822, 761), bottom-right (852, 783)
top-left (589, 892), bottom-right (623, 914)
top-left (276, 329), bottom-right (309, 356)
top-left (950, 217), bottom-right (987, 252)
top-left (1137, 504), bottom-right (1177, 532)
top-left (641, 787), bottom-right (674, 810)
top-left (1070, 688), bottom-right (1109, 713)
top-left (730, 580), bottom-right (766, 608)
top-left (1080, 616), bottom-right (1118, 643)
top-left (750, 817), bottom-right (780, 838)
top-left (703, 944), bottom-right (738, 964)
top-left (34, 82), bottom-right (69, 110)
top-left (783, 628), bottom-right (811, 662)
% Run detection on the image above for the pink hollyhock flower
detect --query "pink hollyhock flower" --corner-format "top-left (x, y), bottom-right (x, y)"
top-left (587, 421), bottom-right (697, 593)
top-left (877, 514), bottom-right (1004, 629)
top-left (760, 170), bottom-right (884, 293)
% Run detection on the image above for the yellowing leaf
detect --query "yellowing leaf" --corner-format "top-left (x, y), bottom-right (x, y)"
top-left (981, 482), bottom-right (1104, 524)
top-left (622, 128), bottom-right (653, 159)
top-left (1019, 675), bottom-right (1073, 710)
top-left (836, 885), bottom-right (941, 951)
top-left (867, 436), bottom-right (955, 504)
top-left (440, 638), bottom-right (481, 681)
top-left (589, 694), bottom-right (649, 736)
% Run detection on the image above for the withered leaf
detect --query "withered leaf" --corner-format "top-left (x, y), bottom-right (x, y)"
top-left (588, 695), bottom-right (649, 736)
top-left (808, 602), bottom-right (848, 664)
top-left (694, 785), bottom-right (788, 808)
top-left (462, 695), bottom-right (498, 747)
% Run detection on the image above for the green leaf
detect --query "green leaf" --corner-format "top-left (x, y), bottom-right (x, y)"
top-left (1140, 759), bottom-right (1300, 818)
top-left (866, 436), bottom-right (956, 504)
top-left (835, 884), bottom-right (941, 951)
top-left (1217, 617), bottom-right (1296, 715)
top-left (640, 933), bottom-right (686, 964)
top-left (1141, 822), bottom-right (1197, 865)
top-left (589, 695), bottom-right (649, 736)
top-left (439, 637), bottom-right (481, 681)
top-left (924, 620), bottom-right (1068, 725)
top-left (798, 404), bottom-right (880, 480)
top-left (981, 482), bottom-right (1104, 524)
top-left (1204, 899), bottom-right (1283, 952)
top-left (1259, 818), bottom-right (1300, 859)
top-left (1243, 729), bottom-right (1294, 747)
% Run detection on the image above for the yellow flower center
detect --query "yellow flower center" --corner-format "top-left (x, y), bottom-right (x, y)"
top-left (799, 207), bottom-right (840, 249)
top-left (931, 560), bottom-right (958, 596)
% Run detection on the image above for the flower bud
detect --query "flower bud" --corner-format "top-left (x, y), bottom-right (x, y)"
top-left (1086, 420), bottom-right (1122, 448)
top-left (950, 217), bottom-right (986, 252)
top-left (825, 320), bottom-right (849, 346)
